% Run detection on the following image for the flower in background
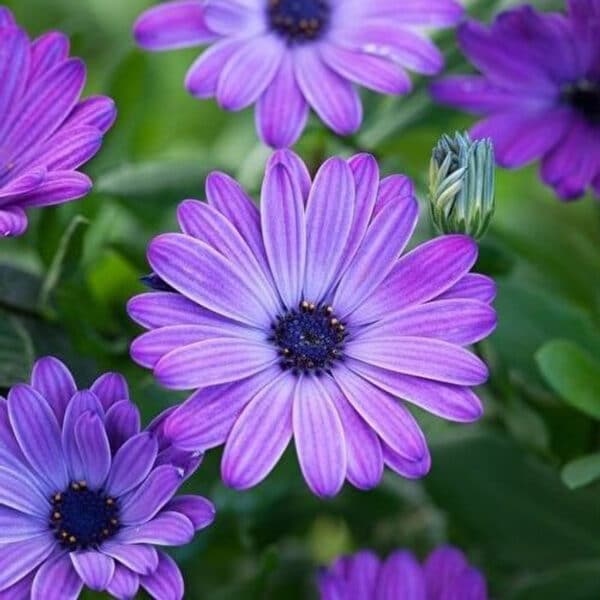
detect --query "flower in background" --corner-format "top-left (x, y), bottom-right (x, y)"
top-left (128, 150), bottom-right (496, 498)
top-left (133, 0), bottom-right (463, 148)
top-left (430, 0), bottom-right (600, 200)
top-left (0, 357), bottom-right (214, 600)
top-left (319, 546), bottom-right (488, 599)
top-left (0, 7), bottom-right (115, 237)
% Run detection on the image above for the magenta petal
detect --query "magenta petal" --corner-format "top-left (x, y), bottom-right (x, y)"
top-left (118, 511), bottom-right (194, 546)
top-left (166, 495), bottom-right (216, 530)
top-left (222, 373), bottom-right (294, 490)
top-left (106, 563), bottom-right (140, 600)
top-left (0, 534), bottom-right (55, 592)
top-left (0, 206), bottom-right (28, 237)
top-left (376, 551), bottom-right (426, 600)
top-left (133, 0), bottom-right (217, 51)
top-left (31, 553), bottom-right (83, 600)
top-left (101, 542), bottom-right (158, 576)
top-left (30, 356), bottom-right (76, 424)
top-left (140, 552), bottom-right (184, 600)
top-left (71, 551), bottom-right (115, 592)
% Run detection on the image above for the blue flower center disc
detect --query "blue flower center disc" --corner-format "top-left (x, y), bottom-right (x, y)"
top-left (268, 0), bottom-right (331, 42)
top-left (564, 80), bottom-right (600, 125)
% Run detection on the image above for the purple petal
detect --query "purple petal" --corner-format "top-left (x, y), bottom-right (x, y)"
top-left (0, 7), bottom-right (15, 27)
top-left (133, 0), bottom-right (217, 51)
top-left (345, 550), bottom-right (381, 598)
top-left (204, 0), bottom-right (264, 36)
top-left (261, 162), bottom-right (306, 308)
top-left (36, 126), bottom-right (103, 171)
top-left (222, 373), bottom-right (294, 490)
top-left (8, 384), bottom-right (68, 491)
top-left (375, 174), bottom-right (415, 215)
top-left (363, 0), bottom-right (463, 26)
top-left (0, 466), bottom-right (48, 517)
top-left (3, 571), bottom-right (35, 599)
top-left (293, 376), bottom-right (346, 498)
top-left (376, 551), bottom-right (426, 600)
top-left (0, 535), bottom-right (56, 592)
top-left (424, 546), bottom-right (470, 600)
top-left (304, 157), bottom-right (355, 301)
top-left (29, 31), bottom-right (69, 80)
top-left (101, 542), bottom-right (158, 576)
top-left (30, 356), bottom-right (76, 424)
top-left (140, 552), bottom-right (184, 600)
top-left (257, 54), bottom-right (309, 148)
top-left (90, 372), bottom-right (129, 409)
top-left (74, 412), bottom-right (112, 489)
top-left (165, 367), bottom-right (277, 451)
top-left (0, 397), bottom-right (25, 464)
top-left (333, 367), bottom-right (427, 461)
top-left (71, 551), bottom-right (115, 591)
top-left (383, 442), bottom-right (431, 479)
top-left (0, 206), bottom-right (28, 237)
top-left (18, 171), bottom-right (92, 208)
top-left (120, 465), bottom-right (183, 525)
top-left (0, 506), bottom-right (46, 542)
top-left (106, 432), bottom-right (159, 497)
top-left (106, 563), bottom-right (140, 600)
top-left (267, 148), bottom-right (312, 200)
top-left (148, 233), bottom-right (272, 327)
top-left (31, 553), bottom-right (83, 600)
top-left (64, 96), bottom-right (116, 132)
top-left (334, 195), bottom-right (419, 318)
top-left (348, 359), bottom-right (484, 423)
top-left (118, 511), bottom-right (194, 546)
top-left (0, 167), bottom-right (46, 201)
top-left (166, 495), bottom-right (216, 530)
top-left (0, 28), bottom-right (30, 134)
top-left (294, 47), bottom-right (362, 135)
top-left (105, 400), bottom-right (141, 451)
top-left (438, 274), bottom-right (496, 304)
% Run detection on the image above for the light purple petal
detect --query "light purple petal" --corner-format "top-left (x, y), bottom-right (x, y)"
top-left (374, 174), bottom-right (415, 215)
top-left (90, 372), bottom-right (129, 409)
top-left (64, 96), bottom-right (117, 133)
top-left (383, 442), bottom-right (431, 479)
top-left (101, 542), bottom-right (158, 576)
top-left (71, 551), bottom-right (115, 592)
top-left (0, 506), bottom-right (46, 542)
top-left (118, 511), bottom-right (194, 546)
top-left (18, 171), bottom-right (92, 208)
top-left (222, 373), bottom-right (294, 489)
top-left (134, 0), bottom-right (217, 51)
top-left (0, 466), bottom-right (50, 517)
top-left (106, 563), bottom-right (140, 600)
top-left (257, 53), bottom-right (309, 148)
top-left (0, 28), bottom-right (30, 135)
top-left (345, 550), bottom-right (381, 598)
top-left (36, 126), bottom-right (103, 171)
top-left (267, 148), bottom-right (312, 201)
top-left (0, 535), bottom-right (55, 592)
top-left (0, 7), bottom-right (15, 27)
top-left (2, 571), bottom-right (35, 599)
top-left (140, 552), bottom-right (184, 600)
top-left (105, 400), bottom-right (141, 452)
top-left (376, 551), bottom-right (426, 600)
top-left (74, 411), bottom-right (111, 489)
top-left (0, 206), bottom-right (28, 237)
top-left (8, 384), bottom-right (68, 491)
top-left (293, 375), bottom-right (346, 498)
top-left (31, 553), bottom-right (83, 600)
top-left (30, 356), bottom-right (76, 424)
top-left (0, 168), bottom-right (46, 202)
top-left (166, 495), bottom-right (216, 530)
top-left (204, 0), bottom-right (265, 36)
top-left (362, 0), bottom-right (463, 26)
top-left (438, 274), bottom-right (496, 304)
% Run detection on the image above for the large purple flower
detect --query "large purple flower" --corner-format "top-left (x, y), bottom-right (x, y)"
top-left (0, 6), bottom-right (115, 237)
top-left (128, 150), bottom-right (496, 498)
top-left (430, 0), bottom-right (600, 200)
top-left (319, 546), bottom-right (487, 599)
top-left (133, 0), bottom-right (463, 148)
top-left (0, 357), bottom-right (215, 599)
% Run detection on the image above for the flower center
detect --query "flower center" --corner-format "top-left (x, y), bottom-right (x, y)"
top-left (564, 80), bottom-right (600, 125)
top-left (267, 0), bottom-right (330, 42)
top-left (270, 300), bottom-right (346, 374)
top-left (49, 481), bottom-right (120, 550)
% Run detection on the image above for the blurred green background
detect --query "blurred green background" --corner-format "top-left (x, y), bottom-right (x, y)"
top-left (3, 0), bottom-right (600, 598)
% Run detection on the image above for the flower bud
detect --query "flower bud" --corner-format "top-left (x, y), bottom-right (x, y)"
top-left (429, 132), bottom-right (495, 240)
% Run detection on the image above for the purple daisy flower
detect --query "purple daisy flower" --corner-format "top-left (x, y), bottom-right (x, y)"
top-left (319, 546), bottom-right (487, 599)
top-left (430, 0), bottom-right (600, 200)
top-left (0, 356), bottom-right (215, 599)
top-left (133, 0), bottom-right (463, 148)
top-left (128, 150), bottom-right (496, 498)
top-left (0, 6), bottom-right (116, 237)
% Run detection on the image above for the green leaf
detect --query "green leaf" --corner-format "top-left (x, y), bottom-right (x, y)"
top-left (0, 264), bottom-right (42, 315)
top-left (561, 453), bottom-right (600, 490)
top-left (0, 312), bottom-right (34, 388)
top-left (425, 432), bottom-right (600, 569)
top-left (536, 340), bottom-right (600, 419)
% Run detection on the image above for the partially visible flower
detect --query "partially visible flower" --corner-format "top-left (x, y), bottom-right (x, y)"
top-left (0, 357), bottom-right (214, 600)
top-left (133, 0), bottom-right (463, 148)
top-left (128, 150), bottom-right (496, 499)
top-left (429, 131), bottom-right (495, 240)
top-left (430, 0), bottom-right (600, 200)
top-left (319, 546), bottom-right (488, 599)
top-left (0, 7), bottom-right (115, 237)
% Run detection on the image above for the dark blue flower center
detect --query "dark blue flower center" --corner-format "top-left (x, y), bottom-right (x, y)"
top-left (142, 273), bottom-right (176, 292)
top-left (49, 481), bottom-right (120, 550)
top-left (271, 301), bottom-right (346, 373)
top-left (267, 0), bottom-right (331, 42)
top-left (564, 80), bottom-right (600, 125)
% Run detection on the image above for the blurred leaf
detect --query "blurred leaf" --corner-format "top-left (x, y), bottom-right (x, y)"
top-left (561, 454), bottom-right (600, 490)
top-left (0, 312), bottom-right (34, 388)
top-left (536, 340), bottom-right (600, 420)
top-left (426, 432), bottom-right (600, 569)
top-left (0, 264), bottom-right (42, 315)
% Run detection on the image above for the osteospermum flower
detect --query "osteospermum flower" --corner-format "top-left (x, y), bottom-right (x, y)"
top-left (430, 0), bottom-right (600, 200)
top-left (0, 357), bottom-right (215, 599)
top-left (128, 150), bottom-right (496, 498)
top-left (0, 6), bottom-right (115, 237)
top-left (133, 0), bottom-right (463, 147)
top-left (319, 546), bottom-right (487, 599)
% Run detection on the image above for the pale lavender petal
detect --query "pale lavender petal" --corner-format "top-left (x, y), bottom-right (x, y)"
top-left (18, 171), bottom-right (92, 208)
top-left (0, 535), bottom-right (55, 592)
top-left (304, 157), bottom-right (355, 301)
top-left (30, 356), bottom-right (76, 424)
top-left (333, 367), bottom-right (427, 461)
top-left (0, 207), bottom-right (28, 237)
top-left (8, 384), bottom-right (68, 491)
top-left (90, 372), bottom-right (129, 408)
top-left (267, 148), bottom-right (312, 200)
top-left (257, 53), bottom-right (309, 148)
top-left (120, 465), bottom-right (183, 525)
top-left (106, 564), bottom-right (140, 600)
top-left (75, 411), bottom-right (111, 489)
top-left (106, 432), bottom-right (158, 497)
top-left (204, 0), bottom-right (265, 36)
top-left (261, 162), bottom-right (306, 307)
top-left (293, 375), bottom-right (346, 498)
top-left (71, 552), bottom-right (115, 591)
top-left (438, 274), bottom-right (497, 304)
top-left (383, 442), bottom-right (431, 479)
top-left (101, 542), bottom-right (158, 576)
top-left (0, 506), bottom-right (46, 541)
top-left (118, 511), bottom-right (194, 546)
top-left (2, 571), bottom-right (35, 599)
top-left (376, 551), bottom-right (426, 600)
top-left (166, 495), bottom-right (216, 530)
top-left (362, 0), bottom-right (463, 26)
top-left (134, 0), bottom-right (217, 51)
top-left (140, 552), bottom-right (184, 600)
top-left (105, 400), bottom-right (141, 451)
top-left (31, 553), bottom-right (83, 600)
top-left (0, 466), bottom-right (48, 517)
top-left (222, 373), bottom-right (294, 489)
